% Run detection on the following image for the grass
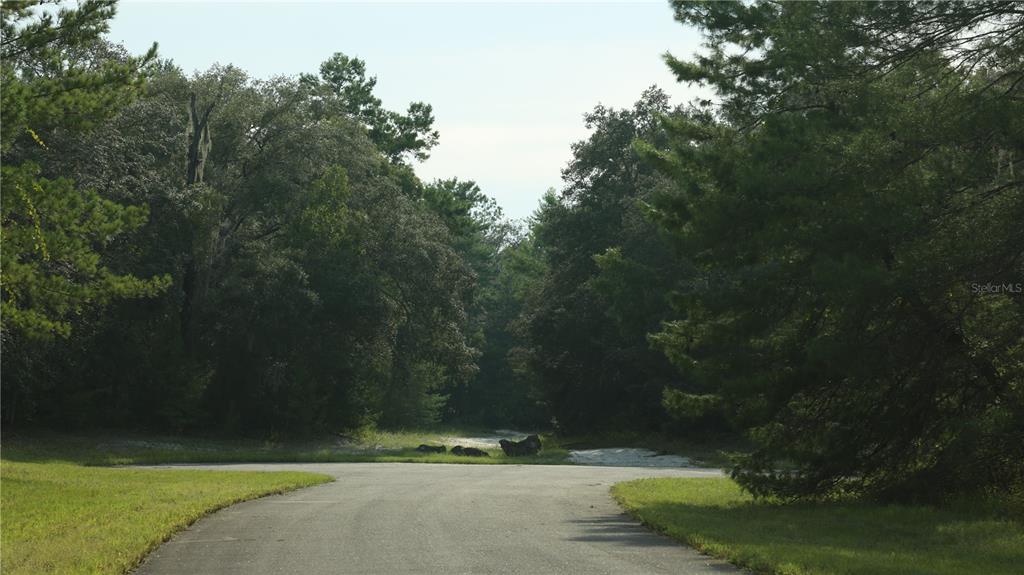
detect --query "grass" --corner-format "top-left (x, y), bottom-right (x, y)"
top-left (0, 459), bottom-right (331, 575)
top-left (1, 428), bottom-right (745, 468)
top-left (612, 477), bottom-right (1024, 575)
top-left (0, 428), bottom-right (569, 466)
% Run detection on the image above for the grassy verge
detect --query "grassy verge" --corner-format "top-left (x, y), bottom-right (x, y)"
top-left (1, 429), bottom-right (569, 466)
top-left (612, 477), bottom-right (1024, 575)
top-left (0, 459), bottom-right (330, 575)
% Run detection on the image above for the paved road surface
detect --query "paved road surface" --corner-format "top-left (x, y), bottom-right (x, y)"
top-left (135, 463), bottom-right (740, 575)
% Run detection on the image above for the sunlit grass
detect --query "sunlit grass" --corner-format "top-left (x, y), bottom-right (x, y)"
top-left (0, 459), bottom-right (330, 575)
top-left (613, 477), bottom-right (1024, 575)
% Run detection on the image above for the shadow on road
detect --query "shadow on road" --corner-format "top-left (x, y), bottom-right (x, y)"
top-left (567, 514), bottom-right (682, 547)
top-left (568, 514), bottom-right (740, 572)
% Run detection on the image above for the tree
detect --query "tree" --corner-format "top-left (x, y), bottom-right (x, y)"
top-left (305, 53), bottom-right (439, 163)
top-left (166, 64), bottom-right (474, 433)
top-left (1, 0), bottom-right (167, 341)
top-left (0, 0), bottom-right (155, 141)
top-left (419, 178), bottom-right (547, 425)
top-left (646, 0), bottom-right (1024, 501)
top-left (524, 88), bottom-right (696, 433)
top-left (2, 34), bottom-right (481, 433)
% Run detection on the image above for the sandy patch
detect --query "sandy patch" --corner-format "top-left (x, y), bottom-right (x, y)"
top-left (568, 447), bottom-right (693, 468)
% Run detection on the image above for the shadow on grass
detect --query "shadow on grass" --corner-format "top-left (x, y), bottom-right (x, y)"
top-left (616, 478), bottom-right (1023, 575)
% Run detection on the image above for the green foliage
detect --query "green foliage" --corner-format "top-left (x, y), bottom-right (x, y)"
top-left (647, 1), bottom-right (1024, 501)
top-left (0, 0), bottom-right (156, 149)
top-left (1, 0), bottom-right (166, 341)
top-left (2, 37), bottom-right (485, 433)
top-left (523, 88), bottom-right (700, 433)
top-left (1, 164), bottom-right (169, 339)
top-left (306, 52), bottom-right (439, 163)
top-left (423, 178), bottom-right (494, 240)
top-left (450, 228), bottom-right (548, 427)
top-left (418, 177), bottom-right (547, 425)
top-left (661, 389), bottom-right (721, 424)
top-left (383, 361), bottom-right (450, 427)
top-left (14, 4), bottom-right (1017, 515)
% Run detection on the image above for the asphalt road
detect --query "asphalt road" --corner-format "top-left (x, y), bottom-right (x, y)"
top-left (135, 463), bottom-right (741, 575)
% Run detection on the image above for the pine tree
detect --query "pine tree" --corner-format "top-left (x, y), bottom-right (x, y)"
top-left (1, 0), bottom-right (167, 340)
top-left (646, 0), bottom-right (1024, 501)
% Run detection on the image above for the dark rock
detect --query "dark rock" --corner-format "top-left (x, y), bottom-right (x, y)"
top-left (415, 444), bottom-right (446, 453)
top-left (499, 434), bottom-right (542, 457)
top-left (451, 445), bottom-right (489, 457)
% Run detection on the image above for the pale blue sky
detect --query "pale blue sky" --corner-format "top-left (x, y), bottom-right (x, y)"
top-left (109, 1), bottom-right (705, 219)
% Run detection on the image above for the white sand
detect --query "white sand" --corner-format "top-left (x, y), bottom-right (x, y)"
top-left (568, 447), bottom-right (693, 468)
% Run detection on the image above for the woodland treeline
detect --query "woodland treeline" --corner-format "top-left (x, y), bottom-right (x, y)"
top-left (2, 1), bottom-right (1022, 503)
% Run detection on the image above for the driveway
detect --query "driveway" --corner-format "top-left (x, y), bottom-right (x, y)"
top-left (135, 463), bottom-right (740, 575)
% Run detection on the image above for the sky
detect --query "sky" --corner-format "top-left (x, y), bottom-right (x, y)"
top-left (108, 1), bottom-right (707, 219)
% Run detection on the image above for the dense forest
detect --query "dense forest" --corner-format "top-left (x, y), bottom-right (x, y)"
top-left (2, 0), bottom-right (1021, 504)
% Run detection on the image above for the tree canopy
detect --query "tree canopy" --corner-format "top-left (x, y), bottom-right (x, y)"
top-left (1, 0), bottom-right (1020, 505)
top-left (642, 0), bottom-right (1023, 501)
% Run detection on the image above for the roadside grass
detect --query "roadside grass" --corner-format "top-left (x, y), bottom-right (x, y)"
top-left (1, 429), bottom-right (569, 466)
top-left (613, 477), bottom-right (1024, 575)
top-left (0, 459), bottom-right (330, 575)
top-left (2, 428), bottom-right (745, 468)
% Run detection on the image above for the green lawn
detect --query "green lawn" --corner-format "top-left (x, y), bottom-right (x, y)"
top-left (613, 477), bottom-right (1024, 575)
top-left (0, 459), bottom-right (331, 575)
